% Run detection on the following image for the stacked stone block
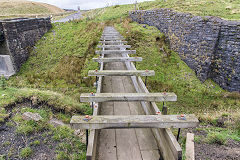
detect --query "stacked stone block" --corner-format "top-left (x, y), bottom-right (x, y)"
top-left (129, 9), bottom-right (240, 92)
top-left (0, 18), bottom-right (52, 71)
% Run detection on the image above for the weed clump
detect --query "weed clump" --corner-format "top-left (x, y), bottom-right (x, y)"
top-left (20, 147), bottom-right (33, 158)
top-left (205, 132), bottom-right (227, 145)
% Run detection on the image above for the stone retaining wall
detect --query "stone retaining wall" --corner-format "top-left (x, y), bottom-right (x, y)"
top-left (0, 18), bottom-right (52, 72)
top-left (129, 9), bottom-right (240, 92)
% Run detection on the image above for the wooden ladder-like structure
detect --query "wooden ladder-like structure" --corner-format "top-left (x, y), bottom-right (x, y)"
top-left (70, 26), bottom-right (199, 160)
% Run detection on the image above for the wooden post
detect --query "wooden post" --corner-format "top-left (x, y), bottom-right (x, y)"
top-left (162, 102), bottom-right (168, 115)
top-left (186, 133), bottom-right (195, 160)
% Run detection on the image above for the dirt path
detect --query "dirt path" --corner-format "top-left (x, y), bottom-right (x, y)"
top-left (53, 11), bottom-right (82, 23)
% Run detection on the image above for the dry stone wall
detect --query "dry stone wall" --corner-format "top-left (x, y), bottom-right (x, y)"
top-left (0, 18), bottom-right (52, 72)
top-left (129, 9), bottom-right (240, 92)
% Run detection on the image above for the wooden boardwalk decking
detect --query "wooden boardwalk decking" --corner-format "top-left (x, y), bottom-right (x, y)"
top-left (96, 53), bottom-right (161, 160)
top-left (70, 26), bottom-right (198, 160)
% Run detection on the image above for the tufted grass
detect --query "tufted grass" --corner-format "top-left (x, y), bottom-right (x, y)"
top-left (84, 0), bottom-right (240, 21)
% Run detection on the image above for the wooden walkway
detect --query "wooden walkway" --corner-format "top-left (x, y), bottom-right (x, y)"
top-left (97, 52), bottom-right (161, 160)
top-left (70, 26), bottom-right (199, 160)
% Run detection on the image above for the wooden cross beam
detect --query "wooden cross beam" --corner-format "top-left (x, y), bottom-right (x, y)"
top-left (80, 93), bottom-right (177, 102)
top-left (101, 34), bottom-right (122, 36)
top-left (92, 57), bottom-right (142, 63)
top-left (100, 37), bottom-right (124, 40)
top-left (97, 45), bottom-right (131, 49)
top-left (99, 41), bottom-right (128, 44)
top-left (70, 114), bottom-right (199, 130)
top-left (88, 70), bottom-right (155, 77)
top-left (95, 50), bottom-right (136, 55)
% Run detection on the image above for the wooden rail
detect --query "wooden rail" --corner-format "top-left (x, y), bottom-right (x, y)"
top-left (92, 57), bottom-right (142, 63)
top-left (95, 50), bottom-right (136, 54)
top-left (97, 45), bottom-right (131, 49)
top-left (99, 41), bottom-right (128, 44)
top-left (88, 70), bottom-right (155, 76)
top-left (122, 47), bottom-right (183, 160)
top-left (71, 115), bottom-right (199, 129)
top-left (80, 92), bottom-right (177, 102)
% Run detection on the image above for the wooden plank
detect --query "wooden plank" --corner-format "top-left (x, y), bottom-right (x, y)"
top-left (70, 114), bottom-right (199, 130)
top-left (99, 41), bottom-right (127, 44)
top-left (141, 150), bottom-right (161, 160)
top-left (101, 35), bottom-right (123, 38)
top-left (100, 37), bottom-right (124, 40)
top-left (110, 61), bottom-right (142, 160)
top-left (80, 92), bottom-right (177, 102)
top-left (186, 133), bottom-right (195, 160)
top-left (97, 76), bottom-right (118, 160)
top-left (96, 50), bottom-right (136, 55)
top-left (93, 57), bottom-right (142, 63)
top-left (88, 70), bottom-right (155, 77)
top-left (97, 45), bottom-right (131, 49)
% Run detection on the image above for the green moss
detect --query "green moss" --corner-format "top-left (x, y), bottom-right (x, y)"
top-left (31, 140), bottom-right (40, 146)
top-left (20, 147), bottom-right (33, 158)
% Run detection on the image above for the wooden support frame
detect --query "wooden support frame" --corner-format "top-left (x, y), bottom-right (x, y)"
top-left (71, 114), bottom-right (199, 130)
top-left (88, 70), bottom-right (155, 77)
top-left (80, 92), bottom-right (177, 102)
top-left (95, 50), bottom-right (136, 55)
top-left (92, 57), bottom-right (142, 63)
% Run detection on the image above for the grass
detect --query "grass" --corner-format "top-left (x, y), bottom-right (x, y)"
top-left (113, 19), bottom-right (240, 123)
top-left (20, 147), bottom-right (33, 158)
top-left (85, 0), bottom-right (240, 21)
top-left (6, 105), bottom-right (86, 159)
top-left (0, 0), bottom-right (65, 19)
top-left (2, 20), bottom-right (104, 115)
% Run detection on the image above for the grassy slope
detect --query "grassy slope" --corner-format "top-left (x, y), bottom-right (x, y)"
top-left (2, 20), bottom-right (103, 114)
top-left (0, 0), bottom-right (68, 19)
top-left (0, 0), bottom-right (239, 159)
top-left (86, 0), bottom-right (240, 20)
top-left (0, 0), bottom-right (64, 15)
top-left (0, 19), bottom-right (103, 160)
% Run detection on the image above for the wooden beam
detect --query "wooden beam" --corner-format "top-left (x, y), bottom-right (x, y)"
top-left (97, 45), bottom-right (131, 49)
top-left (100, 37), bottom-right (124, 40)
top-left (80, 93), bottom-right (177, 102)
top-left (88, 70), bottom-right (155, 77)
top-left (70, 114), bottom-right (199, 130)
top-left (186, 133), bottom-right (195, 160)
top-left (92, 57), bottom-right (142, 63)
top-left (95, 50), bottom-right (136, 55)
top-left (99, 41), bottom-right (127, 44)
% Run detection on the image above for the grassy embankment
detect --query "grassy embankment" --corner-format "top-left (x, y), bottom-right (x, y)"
top-left (0, 0), bottom-right (74, 20)
top-left (0, 19), bottom-right (103, 159)
top-left (0, 0), bottom-right (239, 159)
